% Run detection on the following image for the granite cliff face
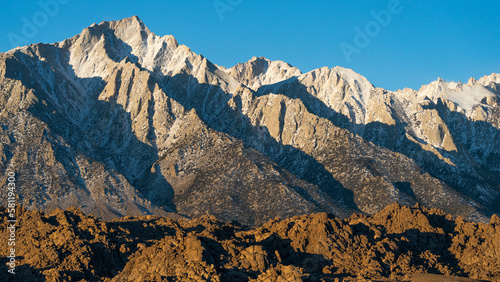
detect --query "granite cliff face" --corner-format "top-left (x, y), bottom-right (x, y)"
top-left (0, 16), bottom-right (499, 225)
top-left (1, 204), bottom-right (499, 281)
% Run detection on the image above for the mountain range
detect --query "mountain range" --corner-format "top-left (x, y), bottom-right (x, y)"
top-left (0, 16), bottom-right (499, 226)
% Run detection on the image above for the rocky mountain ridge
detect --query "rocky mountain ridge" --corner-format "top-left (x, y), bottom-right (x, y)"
top-left (0, 16), bottom-right (499, 225)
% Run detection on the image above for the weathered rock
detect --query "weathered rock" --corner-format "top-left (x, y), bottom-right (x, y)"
top-left (1, 204), bottom-right (499, 281)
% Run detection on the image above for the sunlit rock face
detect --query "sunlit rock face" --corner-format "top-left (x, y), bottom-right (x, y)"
top-left (1, 204), bottom-right (499, 281)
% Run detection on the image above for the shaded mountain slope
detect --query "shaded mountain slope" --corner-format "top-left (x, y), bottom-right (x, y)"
top-left (0, 18), bottom-right (349, 225)
top-left (0, 16), bottom-right (498, 225)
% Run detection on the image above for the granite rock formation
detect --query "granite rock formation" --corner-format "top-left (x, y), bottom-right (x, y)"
top-left (0, 204), bottom-right (498, 281)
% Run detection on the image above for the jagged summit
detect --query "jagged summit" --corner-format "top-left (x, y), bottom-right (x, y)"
top-left (89, 15), bottom-right (151, 38)
top-left (405, 76), bottom-right (497, 111)
top-left (479, 72), bottom-right (500, 86)
top-left (224, 56), bottom-right (302, 91)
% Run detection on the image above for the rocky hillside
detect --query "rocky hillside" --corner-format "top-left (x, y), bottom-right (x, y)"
top-left (0, 16), bottom-right (499, 225)
top-left (1, 204), bottom-right (499, 281)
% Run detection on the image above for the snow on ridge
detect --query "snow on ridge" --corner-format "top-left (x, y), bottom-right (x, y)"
top-left (444, 85), bottom-right (494, 111)
top-left (396, 76), bottom-right (498, 112)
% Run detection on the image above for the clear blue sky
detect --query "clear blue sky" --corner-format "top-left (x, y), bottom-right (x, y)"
top-left (1, 0), bottom-right (499, 91)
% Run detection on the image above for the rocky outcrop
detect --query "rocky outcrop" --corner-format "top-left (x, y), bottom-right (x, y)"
top-left (1, 204), bottom-right (499, 281)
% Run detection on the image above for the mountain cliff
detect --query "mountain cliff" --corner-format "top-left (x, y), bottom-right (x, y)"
top-left (0, 16), bottom-right (499, 225)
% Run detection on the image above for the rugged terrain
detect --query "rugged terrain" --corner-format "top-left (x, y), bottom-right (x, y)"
top-left (0, 16), bottom-right (499, 226)
top-left (1, 204), bottom-right (499, 281)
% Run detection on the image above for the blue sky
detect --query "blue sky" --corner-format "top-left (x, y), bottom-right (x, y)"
top-left (1, 0), bottom-right (499, 91)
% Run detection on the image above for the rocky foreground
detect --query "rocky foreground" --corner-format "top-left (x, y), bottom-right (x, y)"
top-left (1, 203), bottom-right (499, 281)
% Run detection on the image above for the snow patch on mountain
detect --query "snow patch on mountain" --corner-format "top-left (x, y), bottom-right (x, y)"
top-left (444, 85), bottom-right (494, 111)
